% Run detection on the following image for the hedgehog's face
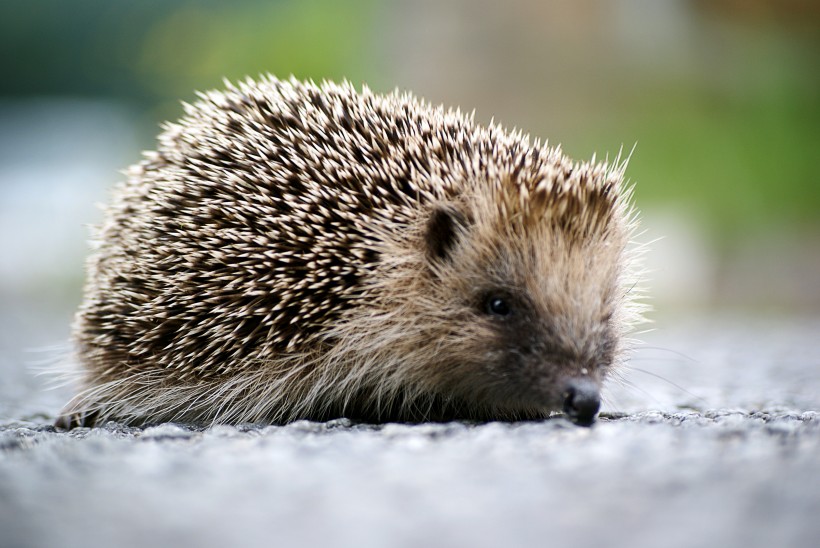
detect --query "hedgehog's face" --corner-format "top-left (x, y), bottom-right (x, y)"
top-left (421, 202), bottom-right (624, 425)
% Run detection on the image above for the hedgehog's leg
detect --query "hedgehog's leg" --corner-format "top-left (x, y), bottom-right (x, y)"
top-left (54, 390), bottom-right (102, 429)
top-left (54, 406), bottom-right (100, 429)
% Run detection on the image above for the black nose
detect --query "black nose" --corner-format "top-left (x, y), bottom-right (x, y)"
top-left (562, 378), bottom-right (601, 427)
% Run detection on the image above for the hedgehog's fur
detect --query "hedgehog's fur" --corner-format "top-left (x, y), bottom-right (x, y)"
top-left (57, 75), bottom-right (646, 427)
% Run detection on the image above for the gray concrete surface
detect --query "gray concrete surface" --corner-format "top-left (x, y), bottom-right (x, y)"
top-left (1, 315), bottom-right (819, 548)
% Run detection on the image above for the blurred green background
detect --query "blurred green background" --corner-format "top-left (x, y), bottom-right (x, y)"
top-left (1, 0), bottom-right (818, 321)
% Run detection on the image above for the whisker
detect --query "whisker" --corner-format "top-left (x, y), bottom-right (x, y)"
top-left (630, 345), bottom-right (698, 362)
top-left (627, 356), bottom-right (691, 363)
top-left (625, 366), bottom-right (707, 405)
top-left (609, 374), bottom-right (665, 406)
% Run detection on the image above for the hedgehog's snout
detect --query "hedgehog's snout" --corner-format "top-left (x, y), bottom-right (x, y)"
top-left (561, 377), bottom-right (601, 426)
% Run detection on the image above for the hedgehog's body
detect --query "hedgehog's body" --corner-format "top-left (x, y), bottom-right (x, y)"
top-left (58, 76), bottom-right (644, 428)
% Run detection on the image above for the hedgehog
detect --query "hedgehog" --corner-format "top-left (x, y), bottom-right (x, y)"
top-left (56, 75), bottom-right (645, 429)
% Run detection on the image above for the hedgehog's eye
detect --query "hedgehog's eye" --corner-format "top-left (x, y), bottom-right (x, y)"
top-left (485, 295), bottom-right (512, 317)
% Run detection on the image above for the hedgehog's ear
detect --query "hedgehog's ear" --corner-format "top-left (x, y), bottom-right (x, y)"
top-left (424, 204), bottom-right (470, 263)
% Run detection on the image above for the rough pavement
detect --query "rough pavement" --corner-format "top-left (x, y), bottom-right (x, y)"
top-left (1, 315), bottom-right (818, 548)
